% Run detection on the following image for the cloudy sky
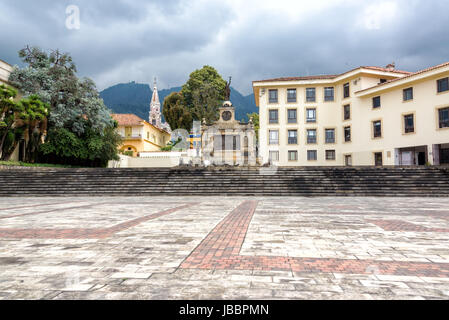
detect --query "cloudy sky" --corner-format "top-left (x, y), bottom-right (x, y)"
top-left (1, 0), bottom-right (449, 94)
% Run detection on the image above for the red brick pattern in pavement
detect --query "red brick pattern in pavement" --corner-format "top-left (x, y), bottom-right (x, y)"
top-left (181, 200), bottom-right (258, 269)
top-left (181, 201), bottom-right (449, 277)
top-left (0, 203), bottom-right (195, 239)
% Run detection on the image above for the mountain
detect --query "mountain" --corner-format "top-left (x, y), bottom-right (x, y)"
top-left (100, 81), bottom-right (257, 122)
top-left (100, 82), bottom-right (181, 121)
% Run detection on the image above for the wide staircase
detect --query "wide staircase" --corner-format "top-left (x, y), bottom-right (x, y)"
top-left (1, 166), bottom-right (449, 197)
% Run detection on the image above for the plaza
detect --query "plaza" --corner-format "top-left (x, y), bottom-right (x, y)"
top-left (1, 196), bottom-right (449, 300)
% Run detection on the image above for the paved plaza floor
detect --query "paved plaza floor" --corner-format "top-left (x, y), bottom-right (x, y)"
top-left (0, 196), bottom-right (449, 300)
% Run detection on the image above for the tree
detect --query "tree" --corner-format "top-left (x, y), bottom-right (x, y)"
top-left (247, 112), bottom-right (259, 142)
top-left (0, 85), bottom-right (19, 156)
top-left (0, 86), bottom-right (49, 161)
top-left (190, 82), bottom-right (222, 124)
top-left (17, 95), bottom-right (49, 162)
top-left (163, 92), bottom-right (193, 131)
top-left (39, 124), bottom-right (121, 167)
top-left (8, 46), bottom-right (120, 166)
top-left (181, 65), bottom-right (226, 124)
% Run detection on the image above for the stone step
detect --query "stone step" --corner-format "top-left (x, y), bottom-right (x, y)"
top-left (1, 167), bottom-right (448, 197)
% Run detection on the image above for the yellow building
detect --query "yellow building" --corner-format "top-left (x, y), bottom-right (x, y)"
top-left (253, 62), bottom-right (449, 166)
top-left (0, 59), bottom-right (13, 86)
top-left (112, 113), bottom-right (170, 156)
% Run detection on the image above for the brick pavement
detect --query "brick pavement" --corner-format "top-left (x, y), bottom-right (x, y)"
top-left (0, 196), bottom-right (448, 299)
top-left (181, 201), bottom-right (449, 278)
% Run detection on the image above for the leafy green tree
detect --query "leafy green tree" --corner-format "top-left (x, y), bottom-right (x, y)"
top-left (163, 92), bottom-right (193, 131)
top-left (0, 85), bottom-right (19, 155)
top-left (9, 46), bottom-right (120, 166)
top-left (247, 112), bottom-right (259, 142)
top-left (39, 124), bottom-right (121, 167)
top-left (17, 95), bottom-right (49, 162)
top-left (1, 86), bottom-right (49, 161)
top-left (39, 128), bottom-right (83, 160)
top-left (191, 82), bottom-right (222, 124)
top-left (181, 65), bottom-right (226, 124)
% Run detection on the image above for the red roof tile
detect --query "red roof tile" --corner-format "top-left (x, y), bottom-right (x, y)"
top-left (360, 66), bottom-right (411, 75)
top-left (356, 61), bottom-right (449, 93)
top-left (111, 114), bottom-right (144, 126)
top-left (253, 66), bottom-right (412, 84)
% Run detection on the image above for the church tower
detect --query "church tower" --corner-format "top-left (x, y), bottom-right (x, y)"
top-left (149, 77), bottom-right (162, 128)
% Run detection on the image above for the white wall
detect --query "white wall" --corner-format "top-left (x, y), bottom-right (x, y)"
top-left (108, 153), bottom-right (188, 168)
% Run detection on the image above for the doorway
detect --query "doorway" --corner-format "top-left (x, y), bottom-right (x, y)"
top-left (418, 152), bottom-right (426, 166)
top-left (374, 152), bottom-right (383, 166)
top-left (441, 148), bottom-right (449, 164)
top-left (345, 155), bottom-right (352, 166)
top-left (398, 145), bottom-right (428, 166)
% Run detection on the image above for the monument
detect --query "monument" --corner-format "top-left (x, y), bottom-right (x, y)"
top-left (201, 77), bottom-right (257, 166)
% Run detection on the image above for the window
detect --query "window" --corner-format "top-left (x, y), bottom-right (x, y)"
top-left (404, 114), bottom-right (414, 133)
top-left (287, 109), bottom-right (297, 123)
top-left (287, 89), bottom-right (297, 102)
top-left (269, 109), bottom-right (278, 124)
top-left (324, 87), bottom-right (334, 101)
top-left (125, 127), bottom-right (132, 138)
top-left (288, 130), bottom-right (298, 144)
top-left (344, 104), bottom-right (351, 120)
top-left (437, 77), bottom-right (449, 93)
top-left (307, 129), bottom-right (317, 144)
top-left (306, 88), bottom-right (316, 102)
top-left (374, 152), bottom-right (383, 166)
top-left (307, 150), bottom-right (317, 161)
top-left (288, 150), bottom-right (298, 161)
top-left (345, 155), bottom-right (352, 166)
top-left (269, 89), bottom-right (278, 103)
top-left (325, 129), bottom-right (335, 144)
top-left (344, 126), bottom-right (351, 142)
top-left (343, 83), bottom-right (350, 98)
top-left (214, 135), bottom-right (241, 151)
top-left (373, 120), bottom-right (382, 138)
top-left (269, 130), bottom-right (279, 145)
top-left (326, 150), bottom-right (336, 160)
top-left (269, 151), bottom-right (279, 162)
top-left (439, 107), bottom-right (449, 128)
top-left (380, 79), bottom-right (387, 84)
top-left (306, 108), bottom-right (316, 123)
top-left (147, 132), bottom-right (150, 140)
top-left (373, 96), bottom-right (381, 108)
top-left (403, 87), bottom-right (413, 101)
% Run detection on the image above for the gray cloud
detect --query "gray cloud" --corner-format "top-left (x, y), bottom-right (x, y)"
top-left (0, 0), bottom-right (448, 94)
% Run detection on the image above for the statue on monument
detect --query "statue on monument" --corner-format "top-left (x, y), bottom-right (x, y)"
top-left (224, 76), bottom-right (232, 101)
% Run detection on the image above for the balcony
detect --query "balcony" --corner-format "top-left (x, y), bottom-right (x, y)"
top-left (121, 134), bottom-right (142, 140)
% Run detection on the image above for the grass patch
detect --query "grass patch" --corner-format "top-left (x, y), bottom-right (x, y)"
top-left (0, 160), bottom-right (83, 168)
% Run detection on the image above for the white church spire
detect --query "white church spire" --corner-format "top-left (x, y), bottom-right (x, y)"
top-left (149, 77), bottom-right (171, 133)
top-left (149, 77), bottom-right (162, 128)
top-left (151, 77), bottom-right (160, 105)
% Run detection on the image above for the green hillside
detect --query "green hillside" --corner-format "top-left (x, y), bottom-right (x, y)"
top-left (100, 82), bottom-right (257, 122)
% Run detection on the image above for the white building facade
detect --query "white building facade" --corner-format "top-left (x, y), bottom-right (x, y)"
top-left (253, 62), bottom-right (449, 166)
